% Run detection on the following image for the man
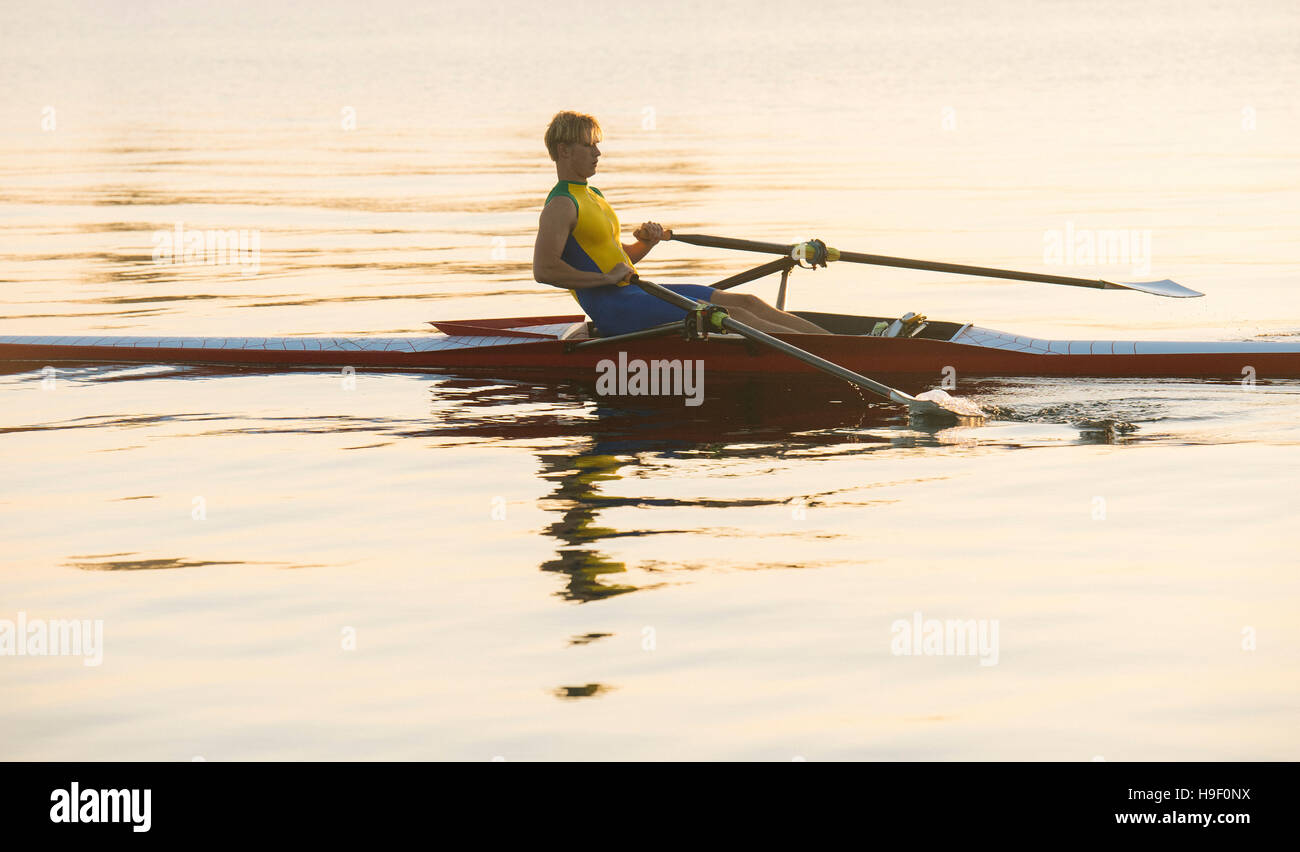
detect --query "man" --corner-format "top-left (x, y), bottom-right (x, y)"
top-left (532, 111), bottom-right (828, 337)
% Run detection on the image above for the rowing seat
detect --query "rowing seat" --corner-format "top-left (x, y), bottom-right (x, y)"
top-left (559, 321), bottom-right (593, 341)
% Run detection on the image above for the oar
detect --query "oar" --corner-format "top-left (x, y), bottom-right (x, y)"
top-left (629, 275), bottom-right (983, 420)
top-left (664, 232), bottom-right (1202, 298)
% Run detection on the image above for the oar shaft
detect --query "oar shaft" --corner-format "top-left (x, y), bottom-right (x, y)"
top-left (631, 277), bottom-right (906, 403)
top-left (668, 233), bottom-right (795, 255)
top-left (667, 231), bottom-right (1193, 295)
top-left (835, 249), bottom-right (1113, 291)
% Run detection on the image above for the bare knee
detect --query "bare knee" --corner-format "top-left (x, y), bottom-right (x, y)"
top-left (721, 306), bottom-right (784, 332)
top-left (720, 305), bottom-right (760, 325)
top-left (716, 292), bottom-right (765, 310)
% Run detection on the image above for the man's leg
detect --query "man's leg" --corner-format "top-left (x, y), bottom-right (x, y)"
top-left (707, 304), bottom-right (798, 334)
top-left (710, 292), bottom-right (830, 335)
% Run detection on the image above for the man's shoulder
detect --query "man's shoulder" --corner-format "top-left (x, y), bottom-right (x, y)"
top-left (545, 181), bottom-right (580, 208)
top-left (542, 186), bottom-right (579, 225)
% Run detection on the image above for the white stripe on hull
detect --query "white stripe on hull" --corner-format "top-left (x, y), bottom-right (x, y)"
top-left (1, 322), bottom-right (1297, 359)
top-left (952, 326), bottom-right (1300, 356)
top-left (0, 323), bottom-right (578, 354)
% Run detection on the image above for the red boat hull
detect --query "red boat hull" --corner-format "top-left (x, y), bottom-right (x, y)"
top-left (1, 313), bottom-right (1297, 380)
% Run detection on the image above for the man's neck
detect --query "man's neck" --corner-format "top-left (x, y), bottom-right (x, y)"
top-left (555, 168), bottom-right (587, 184)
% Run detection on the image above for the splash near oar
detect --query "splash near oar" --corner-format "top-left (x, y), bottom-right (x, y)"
top-left (913, 389), bottom-right (986, 420)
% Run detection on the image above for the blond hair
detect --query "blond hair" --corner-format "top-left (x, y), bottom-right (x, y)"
top-left (544, 111), bottom-right (602, 161)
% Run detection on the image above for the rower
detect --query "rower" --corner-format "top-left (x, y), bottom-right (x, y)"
top-left (531, 111), bottom-right (829, 337)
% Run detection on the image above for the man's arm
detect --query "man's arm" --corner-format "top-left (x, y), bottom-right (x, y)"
top-left (623, 221), bottom-right (664, 264)
top-left (533, 199), bottom-right (629, 289)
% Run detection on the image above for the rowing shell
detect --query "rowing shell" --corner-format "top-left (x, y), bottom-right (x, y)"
top-left (1, 312), bottom-right (1298, 378)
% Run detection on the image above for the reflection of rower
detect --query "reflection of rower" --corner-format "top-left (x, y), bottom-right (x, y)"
top-left (531, 110), bottom-right (829, 337)
top-left (420, 377), bottom-right (940, 599)
top-left (530, 392), bottom-right (887, 603)
top-left (537, 450), bottom-right (638, 603)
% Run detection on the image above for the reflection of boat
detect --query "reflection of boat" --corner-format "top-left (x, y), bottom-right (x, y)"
top-left (423, 373), bottom-right (916, 446)
top-left (4, 311), bottom-right (1300, 379)
top-left (437, 377), bottom-right (930, 605)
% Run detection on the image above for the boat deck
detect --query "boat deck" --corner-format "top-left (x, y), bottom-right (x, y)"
top-left (0, 321), bottom-right (578, 355)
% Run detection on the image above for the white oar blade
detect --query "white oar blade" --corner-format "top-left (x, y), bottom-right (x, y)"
top-left (1108, 278), bottom-right (1204, 298)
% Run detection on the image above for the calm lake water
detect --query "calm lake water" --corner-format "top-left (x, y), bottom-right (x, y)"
top-left (2, 0), bottom-right (1298, 760)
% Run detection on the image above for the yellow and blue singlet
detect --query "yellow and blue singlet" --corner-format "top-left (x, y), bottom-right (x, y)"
top-left (545, 179), bottom-right (714, 337)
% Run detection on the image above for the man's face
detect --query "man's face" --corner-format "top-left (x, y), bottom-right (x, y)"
top-left (562, 138), bottom-right (601, 177)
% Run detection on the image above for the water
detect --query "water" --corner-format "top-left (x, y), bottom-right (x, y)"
top-left (1, 0), bottom-right (1298, 760)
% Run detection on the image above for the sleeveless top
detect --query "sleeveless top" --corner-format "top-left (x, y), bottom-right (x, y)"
top-left (544, 180), bottom-right (636, 304)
